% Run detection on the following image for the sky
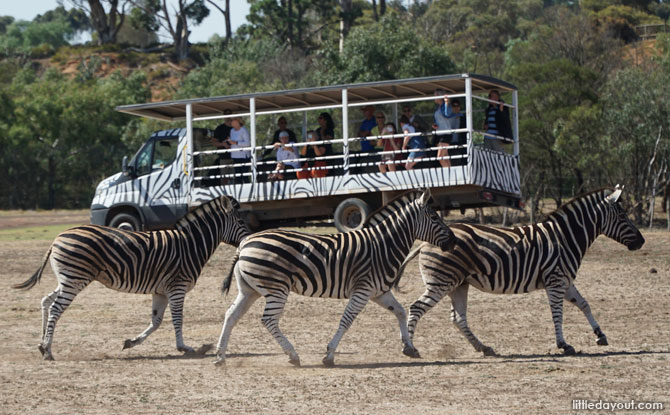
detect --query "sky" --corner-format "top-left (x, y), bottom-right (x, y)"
top-left (0, 0), bottom-right (250, 43)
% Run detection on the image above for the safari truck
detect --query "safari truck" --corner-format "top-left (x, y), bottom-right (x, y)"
top-left (90, 74), bottom-right (522, 232)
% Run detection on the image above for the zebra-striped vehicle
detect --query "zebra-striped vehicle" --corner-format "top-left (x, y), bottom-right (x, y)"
top-left (13, 195), bottom-right (249, 361)
top-left (214, 189), bottom-right (456, 367)
top-left (396, 186), bottom-right (644, 356)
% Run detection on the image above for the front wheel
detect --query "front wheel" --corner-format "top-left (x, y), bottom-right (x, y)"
top-left (334, 198), bottom-right (371, 233)
top-left (108, 212), bottom-right (141, 231)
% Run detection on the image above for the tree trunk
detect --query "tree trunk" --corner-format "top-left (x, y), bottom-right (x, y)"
top-left (88, 0), bottom-right (124, 45)
top-left (379, 0), bottom-right (386, 16)
top-left (371, 0), bottom-right (378, 21)
top-left (174, 14), bottom-right (190, 61)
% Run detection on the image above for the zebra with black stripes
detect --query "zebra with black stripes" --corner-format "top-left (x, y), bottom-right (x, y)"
top-left (397, 186), bottom-right (644, 356)
top-left (13, 195), bottom-right (249, 361)
top-left (214, 189), bottom-right (456, 367)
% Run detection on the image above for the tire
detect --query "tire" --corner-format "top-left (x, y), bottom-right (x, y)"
top-left (108, 212), bottom-right (141, 231)
top-left (334, 198), bottom-right (372, 233)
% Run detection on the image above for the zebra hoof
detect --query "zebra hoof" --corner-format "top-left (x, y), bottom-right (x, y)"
top-left (322, 356), bottom-right (335, 367)
top-left (596, 335), bottom-right (608, 346)
top-left (482, 346), bottom-right (497, 357)
top-left (402, 345), bottom-right (421, 359)
top-left (196, 344), bottom-right (213, 355)
top-left (38, 345), bottom-right (53, 361)
top-left (563, 345), bottom-right (576, 355)
top-left (122, 339), bottom-right (135, 350)
top-left (214, 357), bottom-right (226, 367)
top-left (289, 357), bottom-right (301, 367)
top-left (179, 346), bottom-right (197, 355)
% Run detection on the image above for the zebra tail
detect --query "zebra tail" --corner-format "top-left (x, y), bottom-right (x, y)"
top-left (12, 246), bottom-right (52, 290)
top-left (222, 251), bottom-right (240, 295)
top-left (392, 244), bottom-right (425, 292)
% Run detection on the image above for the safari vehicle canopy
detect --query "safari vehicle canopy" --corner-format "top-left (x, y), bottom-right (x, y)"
top-left (91, 73), bottom-right (522, 231)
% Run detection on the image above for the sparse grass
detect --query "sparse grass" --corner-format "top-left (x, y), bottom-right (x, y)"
top-left (0, 224), bottom-right (79, 241)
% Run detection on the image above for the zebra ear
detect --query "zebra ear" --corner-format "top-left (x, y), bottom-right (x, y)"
top-left (605, 186), bottom-right (622, 205)
top-left (220, 196), bottom-right (234, 213)
top-left (419, 188), bottom-right (432, 206)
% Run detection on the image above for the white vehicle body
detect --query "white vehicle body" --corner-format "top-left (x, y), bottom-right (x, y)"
top-left (91, 74), bottom-right (522, 231)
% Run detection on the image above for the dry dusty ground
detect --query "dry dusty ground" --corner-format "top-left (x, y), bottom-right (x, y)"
top-left (1, 218), bottom-right (669, 414)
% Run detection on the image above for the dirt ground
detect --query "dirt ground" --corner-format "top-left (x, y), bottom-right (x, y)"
top-left (1, 216), bottom-right (668, 414)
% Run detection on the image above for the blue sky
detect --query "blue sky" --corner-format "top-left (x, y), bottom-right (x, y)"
top-left (1, 0), bottom-right (250, 43)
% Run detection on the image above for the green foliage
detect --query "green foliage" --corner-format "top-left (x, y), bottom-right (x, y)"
top-left (326, 13), bottom-right (455, 83)
top-left (0, 67), bottom-right (151, 209)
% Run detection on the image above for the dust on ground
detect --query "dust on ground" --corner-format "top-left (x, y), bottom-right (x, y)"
top-left (1, 214), bottom-right (668, 414)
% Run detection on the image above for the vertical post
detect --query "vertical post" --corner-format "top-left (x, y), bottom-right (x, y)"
top-left (392, 102), bottom-right (398, 129)
top-left (512, 90), bottom-right (519, 157)
top-left (302, 111), bottom-right (307, 139)
top-left (465, 77), bottom-right (473, 169)
top-left (342, 88), bottom-right (349, 174)
top-left (249, 97), bottom-right (256, 184)
top-left (185, 103), bottom-right (193, 204)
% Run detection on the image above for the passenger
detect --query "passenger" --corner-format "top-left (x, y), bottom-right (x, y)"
top-left (229, 117), bottom-right (251, 183)
top-left (400, 115), bottom-right (426, 170)
top-left (402, 104), bottom-right (430, 133)
top-left (297, 129), bottom-right (330, 179)
top-left (432, 89), bottom-right (453, 165)
top-left (483, 90), bottom-right (512, 152)
top-left (378, 123), bottom-right (402, 173)
top-left (263, 116), bottom-right (297, 158)
top-left (371, 111), bottom-right (386, 137)
top-left (357, 105), bottom-right (378, 153)
top-left (268, 131), bottom-right (301, 181)
top-left (435, 96), bottom-right (465, 168)
top-left (209, 109), bottom-right (233, 184)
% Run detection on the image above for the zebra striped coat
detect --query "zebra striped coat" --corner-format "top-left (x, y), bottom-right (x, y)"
top-left (13, 195), bottom-right (249, 361)
top-left (399, 186), bottom-right (644, 356)
top-left (214, 189), bottom-right (456, 367)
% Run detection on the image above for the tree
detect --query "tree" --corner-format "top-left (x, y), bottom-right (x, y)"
top-left (326, 13), bottom-right (455, 84)
top-left (205, 0), bottom-right (232, 43)
top-left (66, 0), bottom-right (129, 44)
top-left (244, 0), bottom-right (339, 52)
top-left (129, 0), bottom-right (209, 61)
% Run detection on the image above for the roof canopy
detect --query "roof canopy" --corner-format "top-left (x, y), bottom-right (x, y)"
top-left (116, 73), bottom-right (517, 122)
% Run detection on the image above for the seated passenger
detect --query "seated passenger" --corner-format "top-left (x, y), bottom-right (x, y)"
top-left (297, 129), bottom-right (330, 179)
top-left (268, 131), bottom-right (301, 181)
top-left (400, 115), bottom-right (426, 170)
top-left (263, 116), bottom-right (297, 158)
top-left (378, 123), bottom-right (402, 173)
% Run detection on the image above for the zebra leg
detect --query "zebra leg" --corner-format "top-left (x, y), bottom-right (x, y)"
top-left (372, 291), bottom-right (420, 359)
top-left (323, 291), bottom-right (370, 367)
top-left (40, 290), bottom-right (59, 343)
top-left (407, 283), bottom-right (451, 342)
top-left (565, 285), bottom-right (608, 346)
top-left (449, 284), bottom-right (496, 356)
top-left (260, 292), bottom-right (301, 366)
top-left (166, 288), bottom-right (196, 354)
top-left (545, 283), bottom-right (576, 355)
top-left (123, 294), bottom-right (168, 350)
top-left (41, 281), bottom-right (89, 361)
top-left (214, 279), bottom-right (261, 366)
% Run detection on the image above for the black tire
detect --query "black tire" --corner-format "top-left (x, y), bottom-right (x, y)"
top-left (334, 198), bottom-right (372, 233)
top-left (108, 212), bottom-right (141, 231)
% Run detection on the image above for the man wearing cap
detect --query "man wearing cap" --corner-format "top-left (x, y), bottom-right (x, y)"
top-left (268, 131), bottom-right (301, 180)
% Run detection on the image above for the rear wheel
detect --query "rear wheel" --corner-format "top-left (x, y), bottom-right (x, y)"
top-left (109, 212), bottom-right (141, 231)
top-left (334, 198), bottom-right (371, 232)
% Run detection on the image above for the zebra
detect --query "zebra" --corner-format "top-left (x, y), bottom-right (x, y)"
top-left (12, 195), bottom-right (250, 361)
top-left (214, 188), bottom-right (456, 367)
top-left (396, 185), bottom-right (644, 356)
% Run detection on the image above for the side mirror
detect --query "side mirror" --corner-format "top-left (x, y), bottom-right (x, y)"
top-left (122, 156), bottom-right (135, 177)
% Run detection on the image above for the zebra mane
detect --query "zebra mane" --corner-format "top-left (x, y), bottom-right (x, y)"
top-left (544, 187), bottom-right (613, 222)
top-left (175, 195), bottom-right (236, 229)
top-left (363, 190), bottom-right (424, 228)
